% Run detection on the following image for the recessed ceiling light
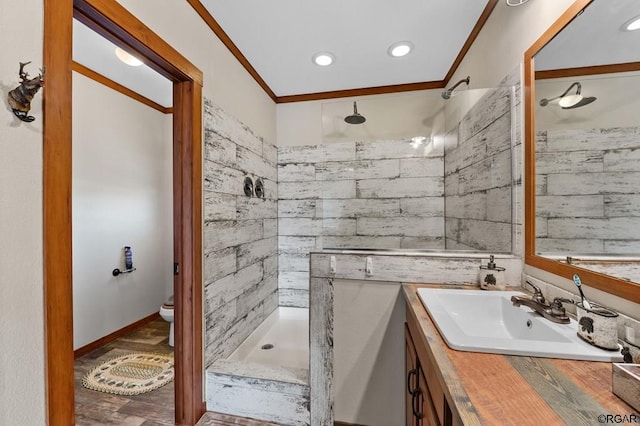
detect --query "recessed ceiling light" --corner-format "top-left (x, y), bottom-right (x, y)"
top-left (312, 52), bottom-right (335, 66)
top-left (387, 41), bottom-right (414, 58)
top-left (623, 15), bottom-right (640, 31)
top-left (115, 47), bottom-right (143, 66)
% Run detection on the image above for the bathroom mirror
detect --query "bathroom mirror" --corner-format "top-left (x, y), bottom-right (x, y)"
top-left (525, 0), bottom-right (640, 303)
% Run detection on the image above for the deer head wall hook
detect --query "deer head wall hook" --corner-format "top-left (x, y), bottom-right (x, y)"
top-left (7, 61), bottom-right (45, 123)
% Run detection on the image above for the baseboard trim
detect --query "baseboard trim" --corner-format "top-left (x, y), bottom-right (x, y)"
top-left (74, 312), bottom-right (161, 359)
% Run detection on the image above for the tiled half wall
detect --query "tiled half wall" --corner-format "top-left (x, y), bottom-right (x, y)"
top-left (203, 99), bottom-right (279, 368)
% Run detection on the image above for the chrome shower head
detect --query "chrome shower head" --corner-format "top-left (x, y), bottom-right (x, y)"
top-left (344, 101), bottom-right (366, 125)
top-left (539, 82), bottom-right (596, 109)
top-left (561, 96), bottom-right (597, 109)
top-left (442, 76), bottom-right (470, 99)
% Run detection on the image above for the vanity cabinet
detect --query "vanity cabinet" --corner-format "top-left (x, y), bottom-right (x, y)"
top-left (405, 319), bottom-right (455, 426)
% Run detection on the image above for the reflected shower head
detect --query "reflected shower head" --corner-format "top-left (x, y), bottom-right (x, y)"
top-left (561, 96), bottom-right (597, 109)
top-left (442, 76), bottom-right (470, 99)
top-left (539, 82), bottom-right (596, 109)
top-left (345, 101), bottom-right (366, 124)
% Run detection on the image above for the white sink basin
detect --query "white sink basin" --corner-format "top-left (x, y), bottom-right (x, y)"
top-left (417, 288), bottom-right (623, 362)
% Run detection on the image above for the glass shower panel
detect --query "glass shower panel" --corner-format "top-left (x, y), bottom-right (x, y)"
top-left (443, 86), bottom-right (514, 253)
top-left (318, 92), bottom-right (447, 250)
top-left (315, 86), bottom-right (515, 252)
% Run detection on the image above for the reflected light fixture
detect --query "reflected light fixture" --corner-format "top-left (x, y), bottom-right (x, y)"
top-left (623, 15), bottom-right (640, 31)
top-left (312, 52), bottom-right (335, 66)
top-left (505, 0), bottom-right (530, 6)
top-left (115, 47), bottom-right (143, 66)
top-left (387, 41), bottom-right (414, 57)
top-left (539, 82), bottom-right (596, 109)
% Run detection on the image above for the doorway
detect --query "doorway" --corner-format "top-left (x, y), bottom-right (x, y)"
top-left (43, 0), bottom-right (204, 424)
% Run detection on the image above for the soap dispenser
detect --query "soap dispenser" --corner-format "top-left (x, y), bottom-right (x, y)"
top-left (479, 255), bottom-right (506, 290)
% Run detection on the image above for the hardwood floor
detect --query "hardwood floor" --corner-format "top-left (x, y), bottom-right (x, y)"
top-left (75, 318), bottom-right (175, 426)
top-left (74, 319), bottom-right (277, 425)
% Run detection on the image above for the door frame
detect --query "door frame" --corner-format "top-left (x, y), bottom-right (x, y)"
top-left (43, 0), bottom-right (205, 424)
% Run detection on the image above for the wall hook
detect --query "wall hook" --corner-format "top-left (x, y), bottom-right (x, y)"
top-left (7, 61), bottom-right (44, 123)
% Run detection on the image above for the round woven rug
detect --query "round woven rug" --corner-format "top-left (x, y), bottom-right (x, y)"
top-left (82, 352), bottom-right (174, 396)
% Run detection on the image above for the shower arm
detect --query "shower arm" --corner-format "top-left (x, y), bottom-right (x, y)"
top-left (443, 76), bottom-right (470, 98)
top-left (541, 82), bottom-right (581, 104)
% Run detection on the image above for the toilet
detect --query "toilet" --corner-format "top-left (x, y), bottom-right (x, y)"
top-left (159, 295), bottom-right (174, 347)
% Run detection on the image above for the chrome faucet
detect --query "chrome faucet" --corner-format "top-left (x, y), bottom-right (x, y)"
top-left (511, 281), bottom-right (572, 324)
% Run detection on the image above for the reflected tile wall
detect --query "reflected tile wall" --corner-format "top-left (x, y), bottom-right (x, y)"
top-left (536, 126), bottom-right (640, 254)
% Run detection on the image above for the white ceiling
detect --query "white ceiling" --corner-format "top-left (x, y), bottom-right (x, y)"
top-left (201, 0), bottom-right (490, 97)
top-left (535, 0), bottom-right (640, 70)
top-left (72, 1), bottom-right (493, 106)
top-left (70, 0), bottom-right (640, 108)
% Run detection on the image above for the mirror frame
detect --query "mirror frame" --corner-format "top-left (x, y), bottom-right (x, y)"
top-left (524, 0), bottom-right (640, 304)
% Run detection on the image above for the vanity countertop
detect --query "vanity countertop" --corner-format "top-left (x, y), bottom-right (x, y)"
top-left (403, 283), bottom-right (639, 425)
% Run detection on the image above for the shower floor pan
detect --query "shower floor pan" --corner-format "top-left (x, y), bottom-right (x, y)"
top-left (206, 307), bottom-right (310, 426)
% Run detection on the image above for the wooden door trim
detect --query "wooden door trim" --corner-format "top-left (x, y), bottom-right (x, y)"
top-left (43, 2), bottom-right (75, 425)
top-left (43, 1), bottom-right (204, 425)
top-left (72, 61), bottom-right (173, 114)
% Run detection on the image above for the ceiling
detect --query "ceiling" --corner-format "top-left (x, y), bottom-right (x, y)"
top-left (73, 20), bottom-right (174, 108)
top-left (535, 0), bottom-right (640, 71)
top-left (200, 0), bottom-right (491, 97)
top-left (72, 1), bottom-right (495, 107)
top-left (71, 0), bottom-right (640, 108)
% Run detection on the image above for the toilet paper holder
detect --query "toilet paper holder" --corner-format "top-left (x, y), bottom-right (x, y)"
top-left (113, 246), bottom-right (136, 276)
top-left (112, 267), bottom-right (136, 276)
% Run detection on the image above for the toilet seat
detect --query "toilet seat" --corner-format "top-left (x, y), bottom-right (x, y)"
top-left (163, 295), bottom-right (174, 308)
top-left (160, 295), bottom-right (175, 347)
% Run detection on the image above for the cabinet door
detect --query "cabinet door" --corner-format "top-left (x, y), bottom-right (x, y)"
top-left (418, 366), bottom-right (441, 426)
top-left (406, 326), bottom-right (420, 426)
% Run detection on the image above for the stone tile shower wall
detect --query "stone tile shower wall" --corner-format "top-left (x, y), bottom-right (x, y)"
top-left (277, 140), bottom-right (445, 307)
top-left (536, 126), bottom-right (640, 254)
top-left (444, 85), bottom-right (514, 252)
top-left (203, 99), bottom-right (278, 368)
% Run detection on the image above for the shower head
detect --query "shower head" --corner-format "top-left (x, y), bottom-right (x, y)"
top-left (539, 82), bottom-right (596, 109)
top-left (561, 96), bottom-right (597, 109)
top-left (345, 101), bottom-right (366, 125)
top-left (442, 76), bottom-right (470, 99)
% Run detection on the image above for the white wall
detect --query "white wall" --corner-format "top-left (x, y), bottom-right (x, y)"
top-left (333, 280), bottom-right (405, 426)
top-left (0, 0), bottom-right (277, 421)
top-left (72, 72), bottom-right (173, 349)
top-left (0, 0), bottom-right (45, 424)
top-left (0, 17), bottom-right (168, 426)
top-left (449, 0), bottom-right (576, 88)
top-left (277, 90), bottom-right (443, 148)
top-left (115, 0), bottom-right (277, 143)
